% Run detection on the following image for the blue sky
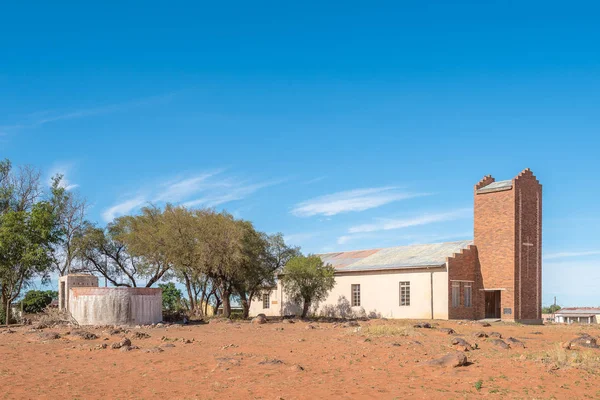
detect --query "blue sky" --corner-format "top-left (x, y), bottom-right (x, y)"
top-left (1, 1), bottom-right (599, 307)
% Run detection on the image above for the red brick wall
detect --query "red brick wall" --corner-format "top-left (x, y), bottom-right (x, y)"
top-left (514, 170), bottom-right (542, 321)
top-left (447, 246), bottom-right (484, 320)
top-left (474, 169), bottom-right (542, 322)
top-left (474, 178), bottom-right (516, 320)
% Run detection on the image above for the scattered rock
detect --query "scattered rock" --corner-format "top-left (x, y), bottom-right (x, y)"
top-left (161, 343), bottom-right (176, 348)
top-left (111, 337), bottom-right (132, 349)
top-left (289, 364), bottom-right (305, 372)
top-left (94, 343), bottom-right (108, 350)
top-left (531, 331), bottom-right (543, 335)
top-left (424, 352), bottom-right (468, 368)
top-left (451, 337), bottom-right (474, 351)
top-left (506, 337), bottom-right (526, 348)
top-left (564, 334), bottom-right (598, 349)
top-left (156, 323), bottom-right (165, 328)
top-left (120, 345), bottom-right (139, 352)
top-left (342, 321), bottom-right (360, 328)
top-left (305, 324), bottom-right (316, 330)
top-left (439, 328), bottom-right (455, 334)
top-left (282, 319), bottom-right (295, 324)
top-left (258, 358), bottom-right (284, 365)
top-left (478, 322), bottom-right (492, 327)
top-left (109, 328), bottom-right (123, 335)
top-left (489, 332), bottom-right (503, 338)
top-left (472, 331), bottom-right (488, 338)
top-left (391, 342), bottom-right (401, 347)
top-left (252, 315), bottom-right (267, 325)
top-left (144, 347), bottom-right (164, 353)
top-left (32, 323), bottom-right (48, 330)
top-left (489, 339), bottom-right (510, 349)
top-left (72, 331), bottom-right (98, 340)
top-left (133, 332), bottom-right (151, 339)
top-left (1, 329), bottom-right (16, 335)
top-left (413, 322), bottom-right (432, 329)
top-left (38, 332), bottom-right (61, 340)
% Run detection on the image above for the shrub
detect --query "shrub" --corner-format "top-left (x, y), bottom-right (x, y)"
top-left (21, 290), bottom-right (58, 313)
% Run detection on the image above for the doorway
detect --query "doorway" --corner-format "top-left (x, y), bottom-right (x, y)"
top-left (484, 291), bottom-right (501, 318)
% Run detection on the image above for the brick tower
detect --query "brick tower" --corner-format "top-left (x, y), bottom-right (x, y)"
top-left (474, 169), bottom-right (542, 323)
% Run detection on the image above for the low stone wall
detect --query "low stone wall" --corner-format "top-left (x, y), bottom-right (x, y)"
top-left (69, 287), bottom-right (162, 326)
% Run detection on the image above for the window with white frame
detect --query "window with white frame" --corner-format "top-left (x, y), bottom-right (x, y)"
top-left (399, 281), bottom-right (410, 306)
top-left (464, 282), bottom-right (472, 307)
top-left (262, 293), bottom-right (270, 309)
top-left (351, 284), bottom-right (361, 307)
top-left (452, 282), bottom-right (460, 308)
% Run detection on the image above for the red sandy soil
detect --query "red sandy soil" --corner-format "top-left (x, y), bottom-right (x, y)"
top-left (1, 318), bottom-right (600, 399)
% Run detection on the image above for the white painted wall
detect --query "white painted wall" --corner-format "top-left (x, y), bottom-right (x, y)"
top-left (249, 269), bottom-right (449, 319)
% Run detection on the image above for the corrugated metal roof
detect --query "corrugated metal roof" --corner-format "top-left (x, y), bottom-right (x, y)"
top-left (555, 307), bottom-right (600, 315)
top-left (477, 179), bottom-right (513, 194)
top-left (317, 240), bottom-right (473, 273)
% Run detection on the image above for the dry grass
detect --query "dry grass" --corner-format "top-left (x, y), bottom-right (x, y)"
top-left (355, 324), bottom-right (420, 337)
top-left (541, 343), bottom-right (600, 372)
top-left (37, 307), bottom-right (78, 327)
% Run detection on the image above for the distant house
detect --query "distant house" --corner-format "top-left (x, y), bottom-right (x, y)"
top-left (554, 308), bottom-right (600, 324)
top-left (251, 169), bottom-right (543, 323)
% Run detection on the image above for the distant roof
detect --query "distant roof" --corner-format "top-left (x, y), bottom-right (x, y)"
top-left (555, 307), bottom-right (600, 316)
top-left (318, 240), bottom-right (473, 273)
top-left (477, 179), bottom-right (513, 194)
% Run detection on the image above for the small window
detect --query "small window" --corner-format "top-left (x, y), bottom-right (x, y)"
top-left (351, 284), bottom-right (361, 307)
top-left (464, 283), bottom-right (472, 308)
top-left (399, 282), bottom-right (410, 306)
top-left (262, 293), bottom-right (270, 309)
top-left (452, 282), bottom-right (460, 308)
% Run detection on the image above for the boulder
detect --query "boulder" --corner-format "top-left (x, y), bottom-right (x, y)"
top-left (477, 322), bottom-right (492, 327)
top-left (472, 331), bottom-right (488, 338)
top-left (38, 332), bottom-right (61, 340)
top-left (564, 334), bottom-right (598, 349)
top-left (133, 332), bottom-right (151, 339)
top-left (252, 315), bottom-right (267, 325)
top-left (72, 331), bottom-right (98, 340)
top-left (506, 337), bottom-right (526, 348)
top-left (144, 347), bottom-right (164, 353)
top-left (111, 337), bottom-right (132, 349)
top-left (489, 339), bottom-right (510, 349)
top-left (424, 352), bottom-right (468, 368)
top-left (439, 328), bottom-right (455, 334)
top-left (451, 337), bottom-right (474, 351)
top-left (413, 322), bottom-right (432, 329)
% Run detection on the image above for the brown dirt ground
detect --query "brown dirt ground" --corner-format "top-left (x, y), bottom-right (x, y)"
top-left (1, 318), bottom-right (600, 399)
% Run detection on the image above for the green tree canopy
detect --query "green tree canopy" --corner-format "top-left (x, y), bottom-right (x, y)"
top-left (281, 255), bottom-right (335, 318)
top-left (21, 290), bottom-right (58, 313)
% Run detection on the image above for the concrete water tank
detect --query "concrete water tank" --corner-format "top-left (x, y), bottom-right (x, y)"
top-left (59, 274), bottom-right (163, 326)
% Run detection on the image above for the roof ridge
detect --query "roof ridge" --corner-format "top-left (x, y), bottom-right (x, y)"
top-left (317, 239), bottom-right (474, 256)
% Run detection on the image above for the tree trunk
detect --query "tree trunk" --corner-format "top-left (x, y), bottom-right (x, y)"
top-left (301, 300), bottom-right (310, 319)
top-left (240, 295), bottom-right (249, 319)
top-left (5, 297), bottom-right (10, 326)
top-left (183, 274), bottom-right (195, 313)
top-left (222, 290), bottom-right (232, 318)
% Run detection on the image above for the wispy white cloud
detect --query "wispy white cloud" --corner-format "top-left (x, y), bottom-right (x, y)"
top-left (284, 232), bottom-right (320, 245)
top-left (337, 230), bottom-right (472, 246)
top-left (0, 93), bottom-right (174, 135)
top-left (102, 171), bottom-right (283, 222)
top-left (303, 176), bottom-right (327, 185)
top-left (291, 186), bottom-right (429, 217)
top-left (348, 208), bottom-right (472, 234)
top-left (47, 162), bottom-right (79, 191)
top-left (102, 196), bottom-right (147, 222)
top-left (544, 251), bottom-right (600, 260)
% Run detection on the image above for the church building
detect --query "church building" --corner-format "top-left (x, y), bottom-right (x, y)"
top-left (250, 168), bottom-right (542, 323)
